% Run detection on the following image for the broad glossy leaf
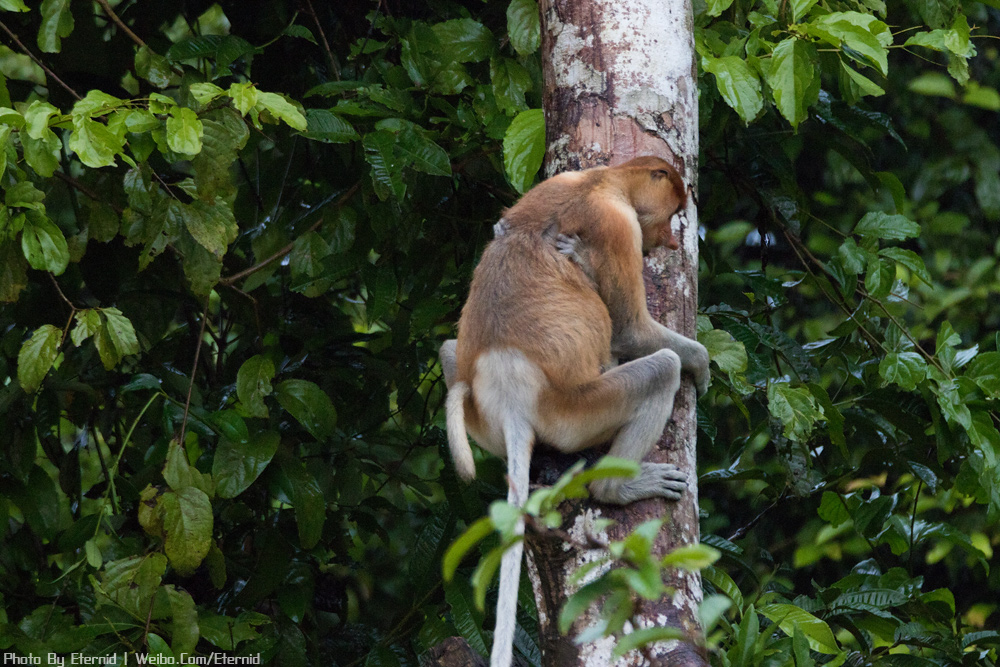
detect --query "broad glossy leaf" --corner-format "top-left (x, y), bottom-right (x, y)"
top-left (70, 116), bottom-right (122, 167)
top-left (855, 211), bottom-right (920, 240)
top-left (18, 324), bottom-right (61, 392)
top-left (766, 38), bottom-right (819, 130)
top-left (363, 130), bottom-right (406, 200)
top-left (21, 213), bottom-right (69, 274)
top-left (503, 108), bottom-right (544, 194)
top-left (704, 56), bottom-right (763, 124)
top-left (0, 240), bottom-right (28, 303)
top-left (791, 0), bottom-right (819, 21)
top-left (279, 456), bottom-right (326, 549)
top-left (492, 57), bottom-right (532, 115)
top-left (808, 13), bottom-right (890, 75)
top-left (700, 328), bottom-right (748, 373)
top-left (102, 307), bottom-right (140, 359)
top-left (255, 91), bottom-right (307, 130)
top-left (301, 109), bottom-right (358, 143)
top-left (396, 127), bottom-right (451, 176)
top-left (759, 603), bottom-right (840, 654)
top-left (213, 430), bottom-right (279, 499)
top-left (135, 46), bottom-right (174, 88)
top-left (275, 379), bottom-right (337, 439)
top-left (432, 19), bottom-right (493, 63)
top-left (101, 554), bottom-right (167, 616)
top-left (167, 106), bottom-right (204, 156)
top-left (767, 382), bottom-right (824, 441)
top-left (70, 309), bottom-right (101, 346)
top-left (880, 247), bottom-right (932, 285)
top-left (612, 627), bottom-right (685, 659)
top-left (228, 82), bottom-right (259, 115)
top-left (507, 0), bottom-right (541, 55)
top-left (661, 544), bottom-right (721, 571)
top-left (442, 516), bottom-right (494, 581)
top-left (161, 486), bottom-right (213, 576)
top-left (38, 0), bottom-right (73, 53)
top-left (237, 355), bottom-right (275, 417)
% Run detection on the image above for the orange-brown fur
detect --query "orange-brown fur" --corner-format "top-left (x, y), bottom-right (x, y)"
top-left (439, 156), bottom-right (705, 667)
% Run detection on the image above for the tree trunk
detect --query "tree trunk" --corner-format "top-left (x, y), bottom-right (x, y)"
top-left (528, 0), bottom-right (707, 664)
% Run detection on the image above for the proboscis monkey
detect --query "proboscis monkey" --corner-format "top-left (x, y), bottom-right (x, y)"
top-left (439, 156), bottom-right (710, 667)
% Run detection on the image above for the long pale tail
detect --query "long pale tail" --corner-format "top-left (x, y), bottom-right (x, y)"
top-left (445, 382), bottom-right (477, 482)
top-left (490, 416), bottom-right (533, 667)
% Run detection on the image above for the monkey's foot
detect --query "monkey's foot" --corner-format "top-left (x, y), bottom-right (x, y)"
top-left (591, 463), bottom-right (687, 504)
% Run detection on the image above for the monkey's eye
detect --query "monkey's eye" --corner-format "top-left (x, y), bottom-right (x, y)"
top-left (652, 169), bottom-right (670, 179)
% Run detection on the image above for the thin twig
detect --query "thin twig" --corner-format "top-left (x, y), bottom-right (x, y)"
top-left (54, 171), bottom-right (124, 214)
top-left (93, 0), bottom-right (147, 49)
top-left (219, 180), bottom-right (362, 286)
top-left (177, 295), bottom-right (211, 448)
top-left (303, 0), bottom-right (340, 80)
top-left (0, 20), bottom-right (81, 100)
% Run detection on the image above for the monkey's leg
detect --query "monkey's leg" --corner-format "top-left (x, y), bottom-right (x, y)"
top-left (439, 339), bottom-right (457, 389)
top-left (614, 322), bottom-right (711, 396)
top-left (538, 348), bottom-right (686, 504)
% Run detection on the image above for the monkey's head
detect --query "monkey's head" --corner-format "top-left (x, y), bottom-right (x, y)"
top-left (619, 156), bottom-right (687, 253)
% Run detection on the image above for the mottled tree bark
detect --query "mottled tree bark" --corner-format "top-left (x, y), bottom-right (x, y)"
top-left (527, 0), bottom-right (707, 664)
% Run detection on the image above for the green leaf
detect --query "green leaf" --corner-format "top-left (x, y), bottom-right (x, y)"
top-left (255, 91), bottom-right (307, 131)
top-left (228, 82), bottom-right (259, 115)
top-left (432, 19), bottom-right (493, 63)
top-left (136, 46), bottom-right (175, 88)
top-left (1, 0), bottom-right (29, 10)
top-left (759, 604), bottom-right (840, 654)
top-left (0, 240), bottom-right (29, 303)
top-left (101, 554), bottom-right (167, 616)
top-left (69, 116), bottom-right (122, 167)
top-left (21, 214), bottom-right (70, 274)
top-left (767, 383), bottom-right (824, 441)
top-left (704, 56), bottom-right (763, 124)
top-left (560, 579), bottom-right (613, 634)
top-left (507, 0), bottom-right (541, 56)
top-left (705, 0), bottom-right (736, 16)
top-left (612, 627), bottom-right (685, 659)
top-left (661, 544), bottom-right (721, 571)
top-left (70, 309), bottom-right (101, 347)
top-left (395, 127), bottom-right (451, 177)
top-left (503, 108), bottom-right (544, 194)
top-left (879, 247), bottom-right (932, 285)
top-left (167, 106), bottom-right (204, 155)
top-left (301, 108), bottom-right (358, 143)
top-left (766, 38), bottom-right (820, 130)
top-left (163, 439), bottom-right (214, 496)
top-left (189, 82), bottom-right (226, 106)
top-left (700, 328), bottom-right (748, 373)
top-left (880, 352), bottom-right (927, 391)
top-left (38, 0), bottom-right (73, 53)
top-left (442, 516), bottom-right (495, 581)
top-left (279, 456), bottom-right (326, 549)
top-left (841, 62), bottom-right (885, 99)
top-left (444, 582), bottom-right (489, 657)
top-left (809, 12), bottom-right (891, 75)
top-left (166, 587), bottom-right (199, 655)
top-left (214, 430), bottom-right (279, 499)
top-left (18, 324), bottom-right (61, 392)
top-left (471, 544), bottom-right (506, 611)
top-left (102, 307), bottom-right (140, 359)
top-left (492, 57), bottom-right (533, 115)
top-left (237, 355), bottom-right (275, 417)
top-left (855, 211), bottom-right (920, 240)
top-left (161, 486), bottom-right (213, 576)
top-left (790, 0), bottom-right (819, 21)
top-left (363, 130), bottom-right (406, 200)
top-left (275, 379), bottom-right (337, 440)
top-left (173, 198), bottom-right (236, 257)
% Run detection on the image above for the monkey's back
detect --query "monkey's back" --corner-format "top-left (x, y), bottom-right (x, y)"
top-left (455, 230), bottom-right (612, 391)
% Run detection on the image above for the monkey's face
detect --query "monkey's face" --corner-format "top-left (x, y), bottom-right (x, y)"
top-left (633, 165), bottom-right (686, 253)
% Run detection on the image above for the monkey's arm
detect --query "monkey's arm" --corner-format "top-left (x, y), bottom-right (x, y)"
top-left (591, 202), bottom-right (711, 395)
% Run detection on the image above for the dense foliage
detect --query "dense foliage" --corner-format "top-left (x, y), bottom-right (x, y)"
top-left (0, 0), bottom-right (996, 665)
